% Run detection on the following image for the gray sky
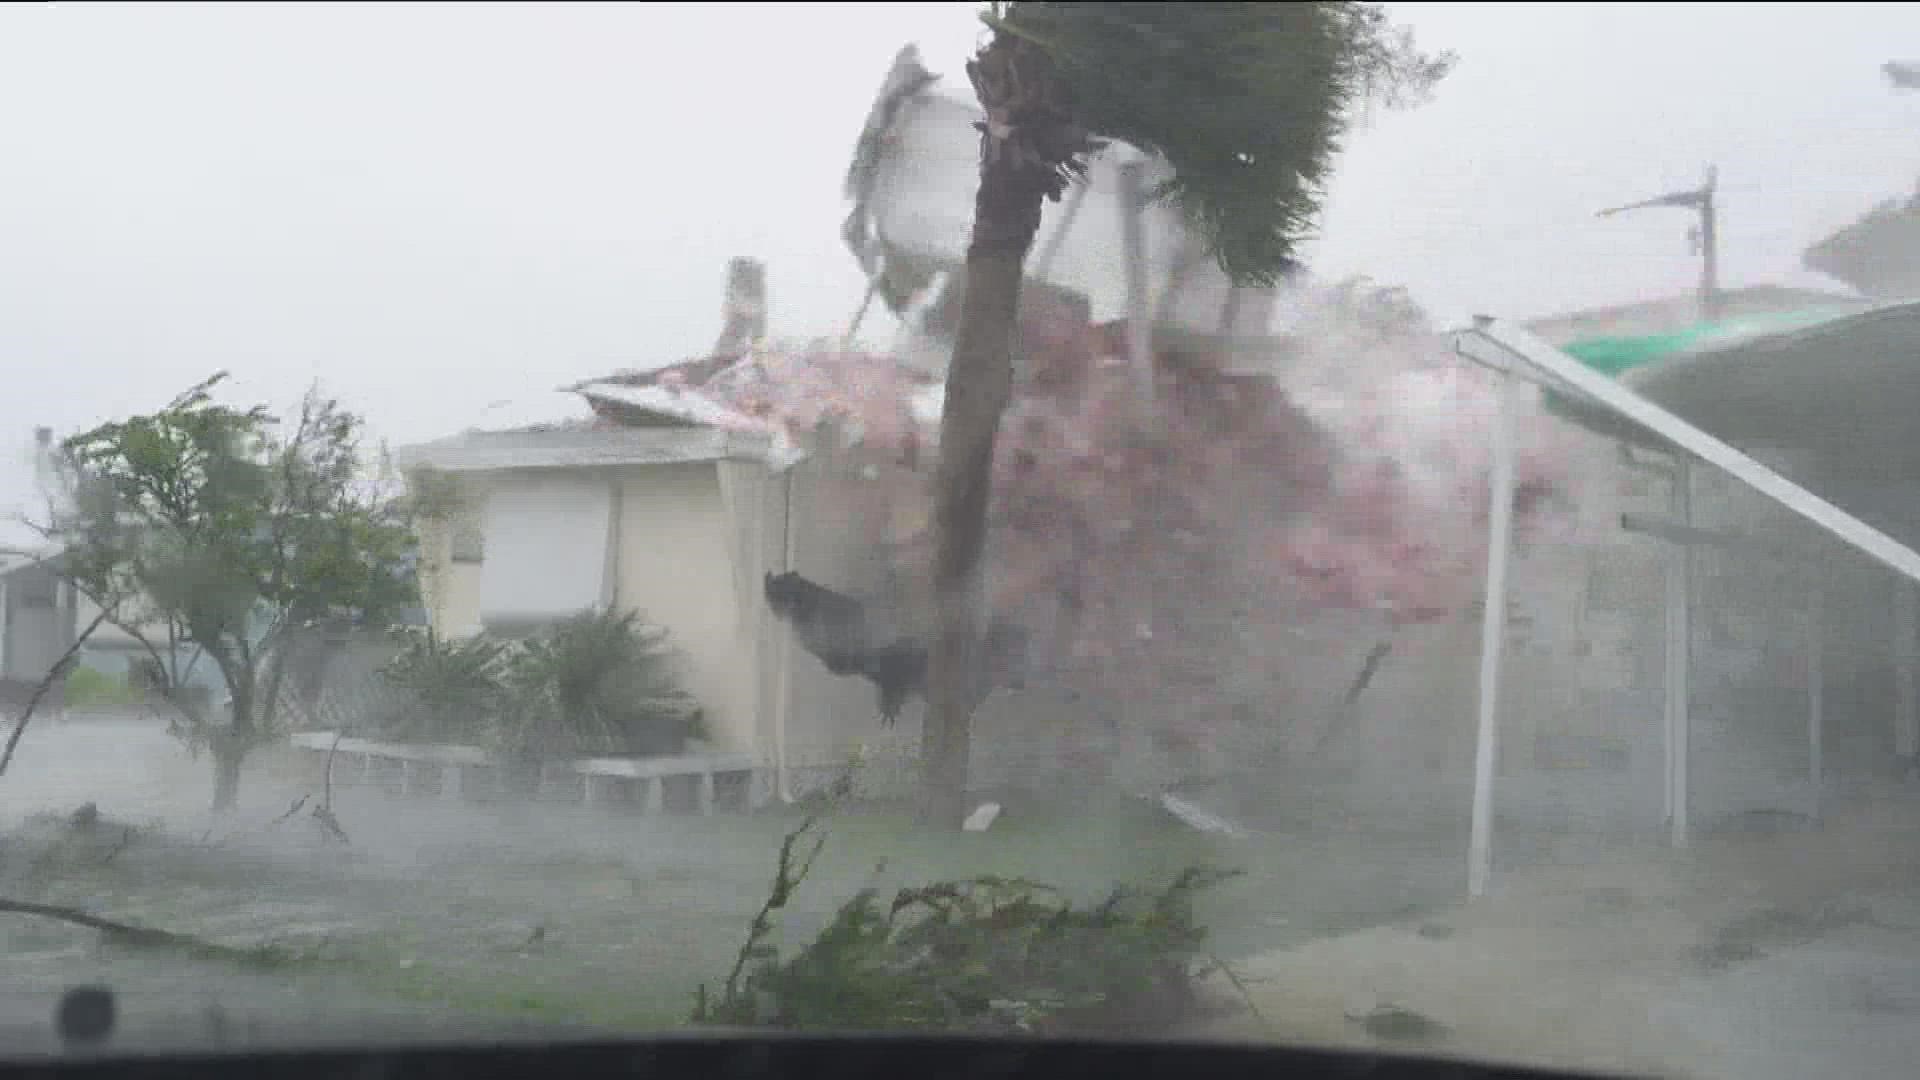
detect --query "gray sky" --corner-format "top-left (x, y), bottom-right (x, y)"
top-left (4, 1), bottom-right (1919, 534)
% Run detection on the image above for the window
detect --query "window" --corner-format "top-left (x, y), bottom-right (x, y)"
top-left (478, 478), bottom-right (612, 626)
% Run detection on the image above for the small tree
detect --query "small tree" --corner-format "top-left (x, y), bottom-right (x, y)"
top-left (924, 1), bottom-right (1453, 825)
top-left (46, 374), bottom-right (417, 811)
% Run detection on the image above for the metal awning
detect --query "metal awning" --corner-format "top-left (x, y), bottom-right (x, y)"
top-left (1452, 317), bottom-right (1920, 898)
top-left (1546, 300), bottom-right (1920, 483)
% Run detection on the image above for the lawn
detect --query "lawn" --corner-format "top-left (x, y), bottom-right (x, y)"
top-left (2, 784), bottom-right (1466, 1035)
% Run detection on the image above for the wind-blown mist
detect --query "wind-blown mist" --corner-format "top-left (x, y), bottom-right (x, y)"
top-left (568, 279), bottom-right (1581, 755)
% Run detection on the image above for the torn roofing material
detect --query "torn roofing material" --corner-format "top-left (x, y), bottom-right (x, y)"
top-left (392, 423), bottom-right (780, 474)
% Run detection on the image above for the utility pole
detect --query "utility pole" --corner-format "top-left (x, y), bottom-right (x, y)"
top-left (1598, 165), bottom-right (1722, 322)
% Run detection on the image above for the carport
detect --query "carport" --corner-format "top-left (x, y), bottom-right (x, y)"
top-left (1453, 303), bottom-right (1920, 896)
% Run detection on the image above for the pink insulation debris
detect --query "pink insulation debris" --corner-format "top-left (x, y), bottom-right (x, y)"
top-left (577, 283), bottom-right (1578, 741)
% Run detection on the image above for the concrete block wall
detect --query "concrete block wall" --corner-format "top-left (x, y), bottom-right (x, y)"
top-left (1309, 432), bottom-right (1914, 844)
top-left (1490, 443), bottom-right (1914, 838)
top-left (778, 420), bottom-right (1917, 851)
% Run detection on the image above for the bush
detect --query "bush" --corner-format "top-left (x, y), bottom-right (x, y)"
top-left (693, 819), bottom-right (1240, 1034)
top-left (61, 664), bottom-right (147, 709)
top-left (373, 628), bottom-right (508, 744)
top-left (492, 610), bottom-right (705, 761)
top-left (374, 612), bottom-right (704, 761)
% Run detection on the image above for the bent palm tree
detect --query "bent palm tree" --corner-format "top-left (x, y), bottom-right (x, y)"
top-left (923, 1), bottom-right (1453, 825)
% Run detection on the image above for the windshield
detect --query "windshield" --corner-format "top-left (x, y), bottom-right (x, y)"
top-left (6, 3), bottom-right (1920, 1076)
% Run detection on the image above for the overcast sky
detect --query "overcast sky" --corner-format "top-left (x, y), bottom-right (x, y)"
top-left (4, 1), bottom-right (1920, 535)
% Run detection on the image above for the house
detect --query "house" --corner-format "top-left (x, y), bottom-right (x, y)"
top-left (1, 431), bottom-right (83, 700)
top-left (0, 548), bottom-right (80, 696)
top-left (0, 544), bottom-right (237, 714)
top-left (393, 408), bottom-right (883, 799)
top-left (1274, 285), bottom-right (1920, 857)
top-left (1802, 183), bottom-right (1920, 301)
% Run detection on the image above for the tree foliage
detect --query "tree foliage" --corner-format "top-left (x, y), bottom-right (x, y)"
top-left (978, 1), bottom-right (1454, 282)
top-left (46, 374), bottom-right (418, 809)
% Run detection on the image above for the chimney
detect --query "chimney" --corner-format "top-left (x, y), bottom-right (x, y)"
top-left (31, 426), bottom-right (58, 504)
top-left (712, 258), bottom-right (768, 358)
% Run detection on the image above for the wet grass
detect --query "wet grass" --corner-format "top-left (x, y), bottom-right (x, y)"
top-left (1690, 901), bottom-right (1873, 972)
top-left (2, 777), bottom-right (1469, 1035)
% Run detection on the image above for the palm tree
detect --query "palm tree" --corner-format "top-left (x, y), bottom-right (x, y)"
top-left (922, 2), bottom-right (1453, 825)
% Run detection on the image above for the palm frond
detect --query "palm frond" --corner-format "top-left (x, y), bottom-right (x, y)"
top-left (991, 2), bottom-right (1453, 285)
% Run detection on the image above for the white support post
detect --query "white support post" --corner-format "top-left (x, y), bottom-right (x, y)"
top-left (1896, 578), bottom-right (1918, 763)
top-left (698, 770), bottom-right (717, 816)
top-left (1118, 158), bottom-right (1156, 405)
top-left (1809, 583), bottom-right (1825, 821)
top-left (773, 469), bottom-right (796, 804)
top-left (1665, 459), bottom-right (1693, 848)
top-left (643, 777), bottom-right (664, 816)
top-left (1030, 177), bottom-right (1089, 283)
top-left (1469, 366), bottom-right (1521, 898)
top-left (1461, 321), bottom-right (1920, 588)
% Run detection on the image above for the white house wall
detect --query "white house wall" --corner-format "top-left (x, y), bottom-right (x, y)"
top-left (620, 453), bottom-right (901, 771)
top-left (0, 563), bottom-right (74, 683)
top-left (416, 510), bottom-right (485, 640)
top-left (614, 463), bottom-right (751, 753)
top-left (715, 459), bottom-right (782, 771)
top-left (764, 446), bottom-right (930, 794)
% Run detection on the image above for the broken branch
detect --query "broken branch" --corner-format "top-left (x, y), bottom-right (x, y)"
top-left (0, 897), bottom-right (283, 967)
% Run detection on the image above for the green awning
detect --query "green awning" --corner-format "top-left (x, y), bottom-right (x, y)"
top-left (1559, 306), bottom-right (1871, 378)
top-left (1545, 304), bottom-right (1879, 439)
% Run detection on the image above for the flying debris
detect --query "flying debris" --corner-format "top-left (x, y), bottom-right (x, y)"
top-left (763, 571), bottom-right (1029, 724)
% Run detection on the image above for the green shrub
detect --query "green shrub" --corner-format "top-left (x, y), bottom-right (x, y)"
top-left (493, 610), bottom-right (704, 761)
top-left (373, 613), bottom-right (703, 760)
top-left (694, 819), bottom-right (1240, 1034)
top-left (373, 628), bottom-right (508, 744)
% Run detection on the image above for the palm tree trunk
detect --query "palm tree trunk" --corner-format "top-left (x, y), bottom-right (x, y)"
top-left (922, 148), bottom-right (1050, 828)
